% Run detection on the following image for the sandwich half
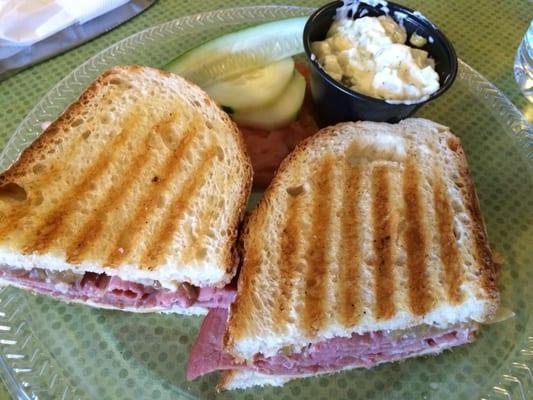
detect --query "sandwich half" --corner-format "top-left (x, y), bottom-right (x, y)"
top-left (0, 65), bottom-right (252, 314)
top-left (186, 118), bottom-right (499, 388)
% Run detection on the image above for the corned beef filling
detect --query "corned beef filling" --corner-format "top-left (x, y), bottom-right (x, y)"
top-left (186, 308), bottom-right (476, 380)
top-left (0, 267), bottom-right (235, 310)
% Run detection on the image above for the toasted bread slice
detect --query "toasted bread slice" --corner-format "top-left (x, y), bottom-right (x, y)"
top-left (218, 370), bottom-right (291, 391)
top-left (0, 65), bottom-right (252, 291)
top-left (225, 118), bottom-right (498, 360)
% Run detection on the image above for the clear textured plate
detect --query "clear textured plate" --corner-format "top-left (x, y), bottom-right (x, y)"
top-left (0, 6), bottom-right (532, 400)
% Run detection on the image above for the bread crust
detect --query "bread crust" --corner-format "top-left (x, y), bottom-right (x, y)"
top-left (447, 137), bottom-right (499, 318)
top-left (214, 108), bottom-right (253, 279)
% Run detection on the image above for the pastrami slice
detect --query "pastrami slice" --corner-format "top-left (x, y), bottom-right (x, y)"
top-left (187, 308), bottom-right (477, 380)
top-left (0, 267), bottom-right (235, 311)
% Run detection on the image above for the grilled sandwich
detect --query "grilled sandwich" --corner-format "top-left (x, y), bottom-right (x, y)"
top-left (0, 65), bottom-right (252, 314)
top-left (186, 118), bottom-right (499, 388)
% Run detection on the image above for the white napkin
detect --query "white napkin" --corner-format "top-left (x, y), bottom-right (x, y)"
top-left (0, 0), bottom-right (129, 47)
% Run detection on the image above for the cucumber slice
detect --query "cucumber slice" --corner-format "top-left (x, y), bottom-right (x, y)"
top-left (233, 70), bottom-right (306, 130)
top-left (165, 17), bottom-right (306, 86)
top-left (204, 58), bottom-right (294, 110)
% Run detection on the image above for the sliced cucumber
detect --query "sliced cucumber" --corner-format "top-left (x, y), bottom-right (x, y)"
top-left (165, 17), bottom-right (306, 86)
top-left (233, 70), bottom-right (306, 130)
top-left (204, 58), bottom-right (294, 110)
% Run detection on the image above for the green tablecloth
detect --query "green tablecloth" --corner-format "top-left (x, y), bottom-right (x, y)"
top-left (0, 0), bottom-right (531, 398)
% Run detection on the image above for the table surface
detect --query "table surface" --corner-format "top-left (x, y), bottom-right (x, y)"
top-left (0, 0), bottom-right (531, 398)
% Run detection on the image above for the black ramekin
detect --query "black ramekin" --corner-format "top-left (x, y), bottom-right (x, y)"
top-left (303, 1), bottom-right (458, 126)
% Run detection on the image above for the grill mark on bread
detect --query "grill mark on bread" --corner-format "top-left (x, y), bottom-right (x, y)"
top-left (272, 192), bottom-right (303, 330)
top-left (20, 111), bottom-right (139, 254)
top-left (371, 166), bottom-right (395, 320)
top-left (301, 155), bottom-right (333, 336)
top-left (104, 126), bottom-right (197, 267)
top-left (403, 161), bottom-right (433, 315)
top-left (0, 81), bottom-right (116, 236)
top-left (433, 169), bottom-right (463, 304)
top-left (65, 113), bottom-right (177, 264)
top-left (338, 162), bottom-right (363, 327)
top-left (105, 123), bottom-right (199, 267)
top-left (140, 148), bottom-right (217, 269)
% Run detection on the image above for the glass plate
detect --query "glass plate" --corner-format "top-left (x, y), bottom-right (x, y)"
top-left (0, 6), bottom-right (532, 400)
